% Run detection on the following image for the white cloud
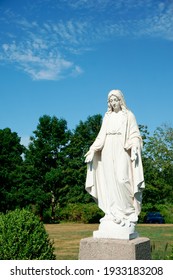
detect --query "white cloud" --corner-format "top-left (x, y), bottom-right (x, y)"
top-left (2, 44), bottom-right (9, 51)
top-left (131, 4), bottom-right (173, 41)
top-left (0, 20), bottom-right (85, 80)
top-left (70, 65), bottom-right (84, 77)
top-left (64, 0), bottom-right (173, 41)
top-left (20, 136), bottom-right (30, 147)
top-left (0, 0), bottom-right (173, 80)
top-left (24, 56), bottom-right (78, 81)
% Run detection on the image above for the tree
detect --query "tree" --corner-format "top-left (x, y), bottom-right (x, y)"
top-left (142, 124), bottom-right (173, 206)
top-left (63, 114), bottom-right (102, 206)
top-left (0, 128), bottom-right (25, 212)
top-left (139, 124), bottom-right (149, 147)
top-left (23, 115), bottom-right (71, 220)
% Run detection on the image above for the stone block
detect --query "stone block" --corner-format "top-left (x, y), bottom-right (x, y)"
top-left (79, 237), bottom-right (151, 260)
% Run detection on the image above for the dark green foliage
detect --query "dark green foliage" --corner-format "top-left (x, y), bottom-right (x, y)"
top-left (23, 115), bottom-right (71, 219)
top-left (139, 124), bottom-right (149, 146)
top-left (0, 128), bottom-right (25, 212)
top-left (138, 203), bottom-right (173, 224)
top-left (156, 204), bottom-right (173, 224)
top-left (144, 124), bottom-right (173, 182)
top-left (58, 203), bottom-right (104, 223)
top-left (0, 116), bottom-right (173, 224)
top-left (0, 209), bottom-right (56, 260)
top-left (63, 114), bottom-right (102, 206)
top-left (142, 124), bottom-right (173, 206)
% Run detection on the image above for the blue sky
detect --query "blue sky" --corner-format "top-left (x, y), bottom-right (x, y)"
top-left (0, 0), bottom-right (173, 146)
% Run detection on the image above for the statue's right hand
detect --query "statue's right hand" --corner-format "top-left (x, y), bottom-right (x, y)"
top-left (84, 150), bottom-right (95, 163)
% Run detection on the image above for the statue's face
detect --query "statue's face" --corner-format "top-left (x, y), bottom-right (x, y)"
top-left (109, 95), bottom-right (121, 111)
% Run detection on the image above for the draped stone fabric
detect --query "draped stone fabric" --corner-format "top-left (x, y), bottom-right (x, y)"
top-left (85, 109), bottom-right (145, 225)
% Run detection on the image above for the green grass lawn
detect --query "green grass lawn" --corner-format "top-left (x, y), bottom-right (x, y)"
top-left (45, 223), bottom-right (173, 260)
top-left (137, 224), bottom-right (173, 260)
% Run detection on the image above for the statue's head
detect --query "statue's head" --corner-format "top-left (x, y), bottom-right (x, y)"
top-left (107, 89), bottom-right (127, 112)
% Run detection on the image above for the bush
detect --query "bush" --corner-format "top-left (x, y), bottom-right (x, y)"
top-left (138, 203), bottom-right (173, 223)
top-left (0, 208), bottom-right (56, 260)
top-left (58, 203), bottom-right (104, 223)
top-left (156, 204), bottom-right (173, 224)
top-left (138, 203), bottom-right (154, 223)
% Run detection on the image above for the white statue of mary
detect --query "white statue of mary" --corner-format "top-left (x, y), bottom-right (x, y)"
top-left (85, 89), bottom-right (145, 239)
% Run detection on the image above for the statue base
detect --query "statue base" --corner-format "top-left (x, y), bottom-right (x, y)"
top-left (93, 219), bottom-right (138, 240)
top-left (79, 237), bottom-right (151, 260)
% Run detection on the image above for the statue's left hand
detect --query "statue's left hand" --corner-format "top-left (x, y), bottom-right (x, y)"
top-left (84, 150), bottom-right (95, 163)
top-left (131, 146), bottom-right (139, 161)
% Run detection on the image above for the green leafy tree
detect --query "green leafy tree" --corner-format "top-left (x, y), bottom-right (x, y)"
top-left (23, 115), bottom-right (71, 220)
top-left (139, 124), bottom-right (149, 147)
top-left (63, 114), bottom-right (102, 206)
top-left (146, 124), bottom-right (173, 185)
top-left (142, 124), bottom-right (173, 206)
top-left (0, 128), bottom-right (25, 212)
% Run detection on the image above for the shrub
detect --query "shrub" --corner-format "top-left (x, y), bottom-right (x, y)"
top-left (0, 208), bottom-right (56, 260)
top-left (58, 203), bottom-right (104, 223)
top-left (156, 204), bottom-right (173, 224)
top-left (139, 203), bottom-right (173, 223)
top-left (138, 203), bottom-right (153, 223)
top-left (82, 203), bottom-right (104, 223)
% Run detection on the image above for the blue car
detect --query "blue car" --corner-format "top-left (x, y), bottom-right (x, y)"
top-left (144, 212), bottom-right (165, 224)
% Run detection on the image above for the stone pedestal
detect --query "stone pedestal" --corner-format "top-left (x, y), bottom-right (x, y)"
top-left (79, 237), bottom-right (151, 260)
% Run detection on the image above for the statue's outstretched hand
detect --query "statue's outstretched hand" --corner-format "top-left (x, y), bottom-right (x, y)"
top-left (131, 146), bottom-right (138, 161)
top-left (84, 150), bottom-right (95, 163)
